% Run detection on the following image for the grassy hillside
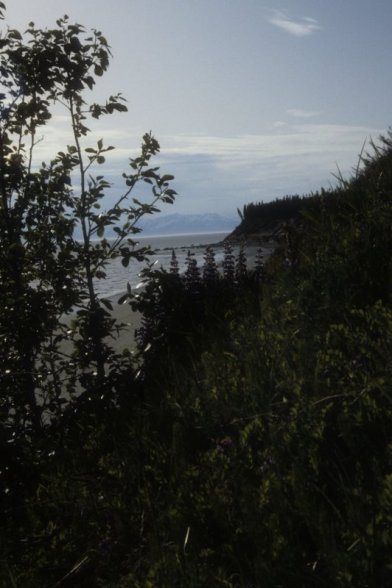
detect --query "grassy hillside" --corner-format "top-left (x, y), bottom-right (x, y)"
top-left (3, 132), bottom-right (392, 587)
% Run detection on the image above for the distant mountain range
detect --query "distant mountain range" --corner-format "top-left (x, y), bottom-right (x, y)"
top-left (72, 213), bottom-right (237, 240)
top-left (138, 213), bottom-right (237, 236)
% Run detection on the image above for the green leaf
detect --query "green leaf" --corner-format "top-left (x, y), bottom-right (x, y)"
top-left (118, 293), bottom-right (129, 305)
top-left (100, 298), bottom-right (113, 311)
top-left (8, 29), bottom-right (22, 40)
top-left (160, 174), bottom-right (175, 183)
top-left (85, 76), bottom-right (95, 90)
top-left (112, 103), bottom-right (128, 112)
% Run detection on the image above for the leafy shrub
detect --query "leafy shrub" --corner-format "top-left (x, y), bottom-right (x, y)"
top-left (2, 1), bottom-right (392, 582)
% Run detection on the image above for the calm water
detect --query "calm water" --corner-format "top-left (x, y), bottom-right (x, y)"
top-left (97, 232), bottom-right (229, 299)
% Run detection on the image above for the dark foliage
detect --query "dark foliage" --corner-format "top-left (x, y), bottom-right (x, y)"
top-left (232, 193), bottom-right (318, 235)
top-left (0, 5), bottom-right (176, 442)
top-left (2, 3), bottom-right (392, 585)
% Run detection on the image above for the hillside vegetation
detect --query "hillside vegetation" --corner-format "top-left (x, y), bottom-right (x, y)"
top-left (232, 193), bottom-right (315, 236)
top-left (3, 131), bottom-right (392, 587)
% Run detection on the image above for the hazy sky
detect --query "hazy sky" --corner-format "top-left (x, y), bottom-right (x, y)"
top-left (4, 1), bottom-right (392, 217)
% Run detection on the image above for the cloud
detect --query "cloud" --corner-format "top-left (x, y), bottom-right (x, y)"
top-left (28, 116), bottom-right (383, 216)
top-left (267, 10), bottom-right (322, 37)
top-left (137, 124), bottom-right (381, 215)
top-left (158, 125), bottom-right (377, 163)
top-left (287, 109), bottom-right (322, 119)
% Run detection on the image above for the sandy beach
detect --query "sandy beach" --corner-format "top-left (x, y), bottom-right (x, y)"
top-left (59, 237), bottom-right (277, 358)
top-left (100, 238), bottom-right (276, 354)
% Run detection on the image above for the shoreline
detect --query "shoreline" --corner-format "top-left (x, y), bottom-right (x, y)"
top-left (91, 231), bottom-right (277, 300)
top-left (61, 237), bottom-right (277, 357)
top-left (103, 239), bottom-right (276, 353)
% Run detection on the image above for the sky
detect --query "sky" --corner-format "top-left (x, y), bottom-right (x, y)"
top-left (3, 1), bottom-right (392, 220)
